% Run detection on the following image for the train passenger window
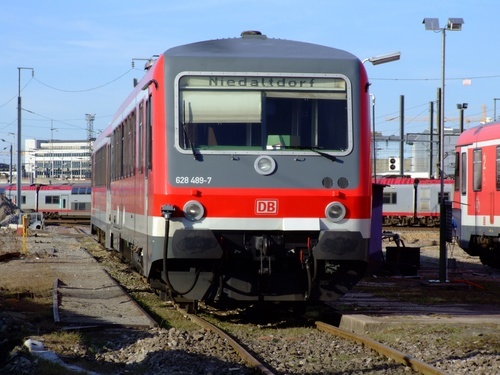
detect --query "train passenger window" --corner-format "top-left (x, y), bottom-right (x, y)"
top-left (473, 149), bottom-right (482, 191)
top-left (45, 195), bottom-right (60, 204)
top-left (177, 75), bottom-right (350, 154)
top-left (454, 152), bottom-right (460, 192)
top-left (496, 146), bottom-right (500, 190)
top-left (382, 192), bottom-right (397, 204)
top-left (461, 152), bottom-right (467, 195)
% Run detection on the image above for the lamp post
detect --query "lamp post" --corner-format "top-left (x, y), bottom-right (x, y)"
top-left (362, 52), bottom-right (401, 182)
top-left (17, 67), bottom-right (34, 213)
top-left (423, 17), bottom-right (464, 282)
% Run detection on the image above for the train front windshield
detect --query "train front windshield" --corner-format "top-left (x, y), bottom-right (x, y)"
top-left (176, 74), bottom-right (352, 155)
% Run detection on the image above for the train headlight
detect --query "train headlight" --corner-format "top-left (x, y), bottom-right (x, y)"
top-left (254, 155), bottom-right (276, 176)
top-left (325, 201), bottom-right (346, 222)
top-left (183, 200), bottom-right (205, 221)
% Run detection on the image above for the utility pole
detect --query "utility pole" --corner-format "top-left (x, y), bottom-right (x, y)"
top-left (85, 114), bottom-right (95, 179)
top-left (17, 67), bottom-right (34, 215)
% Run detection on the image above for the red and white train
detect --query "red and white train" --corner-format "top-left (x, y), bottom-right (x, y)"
top-left (453, 122), bottom-right (500, 268)
top-left (91, 31), bottom-right (373, 307)
top-left (0, 183), bottom-right (91, 219)
top-left (378, 177), bottom-right (454, 227)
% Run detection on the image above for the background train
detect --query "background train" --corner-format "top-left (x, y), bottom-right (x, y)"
top-left (453, 121), bottom-right (500, 268)
top-left (379, 177), bottom-right (454, 227)
top-left (0, 183), bottom-right (91, 219)
top-left (91, 31), bottom-right (373, 308)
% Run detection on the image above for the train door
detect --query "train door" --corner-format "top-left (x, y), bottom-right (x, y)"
top-left (61, 195), bottom-right (69, 211)
top-left (455, 146), bottom-right (470, 246)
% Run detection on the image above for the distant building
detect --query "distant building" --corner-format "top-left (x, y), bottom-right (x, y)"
top-left (24, 139), bottom-right (92, 183)
top-left (373, 128), bottom-right (460, 179)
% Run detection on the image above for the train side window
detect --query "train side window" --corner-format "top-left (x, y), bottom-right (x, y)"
top-left (45, 195), bottom-right (60, 205)
top-left (496, 146), bottom-right (500, 190)
top-left (138, 102), bottom-right (144, 174)
top-left (454, 151), bottom-right (460, 192)
top-left (461, 152), bottom-right (467, 195)
top-left (382, 192), bottom-right (397, 204)
top-left (473, 149), bottom-right (482, 191)
top-left (146, 95), bottom-right (152, 173)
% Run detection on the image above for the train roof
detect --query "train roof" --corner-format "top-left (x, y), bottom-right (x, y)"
top-left (376, 177), bottom-right (454, 185)
top-left (165, 31), bottom-right (359, 63)
top-left (0, 183), bottom-right (90, 191)
top-left (456, 121), bottom-right (500, 146)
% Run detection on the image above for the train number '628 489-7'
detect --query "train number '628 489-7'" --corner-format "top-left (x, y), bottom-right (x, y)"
top-left (175, 176), bottom-right (212, 184)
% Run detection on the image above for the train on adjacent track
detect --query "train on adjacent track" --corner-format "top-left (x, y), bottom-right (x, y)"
top-left (378, 177), bottom-right (454, 227)
top-left (0, 183), bottom-right (91, 219)
top-left (453, 121), bottom-right (500, 268)
top-left (90, 31), bottom-right (373, 308)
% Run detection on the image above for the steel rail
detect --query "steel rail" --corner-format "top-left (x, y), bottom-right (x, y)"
top-left (183, 310), bottom-right (275, 375)
top-left (315, 321), bottom-right (446, 375)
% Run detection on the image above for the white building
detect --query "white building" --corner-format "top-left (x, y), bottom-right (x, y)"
top-left (24, 139), bottom-right (92, 183)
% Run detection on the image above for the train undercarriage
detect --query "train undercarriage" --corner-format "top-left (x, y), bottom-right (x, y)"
top-left (467, 234), bottom-right (500, 269)
top-left (382, 215), bottom-right (440, 227)
top-left (93, 224), bottom-right (368, 309)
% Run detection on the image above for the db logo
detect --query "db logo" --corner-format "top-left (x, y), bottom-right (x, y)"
top-left (255, 199), bottom-right (278, 214)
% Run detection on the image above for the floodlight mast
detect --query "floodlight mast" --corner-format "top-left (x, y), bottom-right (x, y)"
top-left (422, 17), bottom-right (464, 283)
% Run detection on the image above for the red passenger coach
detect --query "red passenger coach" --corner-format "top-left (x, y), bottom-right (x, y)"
top-left (91, 31), bottom-right (373, 307)
top-left (453, 122), bottom-right (500, 268)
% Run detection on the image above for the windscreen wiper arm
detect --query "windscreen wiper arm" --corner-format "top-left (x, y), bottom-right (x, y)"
top-left (285, 146), bottom-right (338, 162)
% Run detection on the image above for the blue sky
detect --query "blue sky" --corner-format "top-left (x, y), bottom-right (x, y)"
top-left (0, 0), bottom-right (498, 156)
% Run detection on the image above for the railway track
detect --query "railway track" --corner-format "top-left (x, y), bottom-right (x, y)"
top-left (190, 305), bottom-right (446, 374)
top-left (51, 225), bottom-right (444, 373)
top-left (38, 224), bottom-right (499, 374)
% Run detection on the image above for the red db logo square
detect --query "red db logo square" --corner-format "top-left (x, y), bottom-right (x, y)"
top-left (256, 199), bottom-right (278, 214)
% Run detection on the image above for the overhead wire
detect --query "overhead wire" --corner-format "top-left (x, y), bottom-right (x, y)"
top-left (32, 68), bottom-right (134, 93)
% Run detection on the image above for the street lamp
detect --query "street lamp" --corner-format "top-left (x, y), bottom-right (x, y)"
top-left (423, 17), bottom-right (464, 282)
top-left (362, 52), bottom-right (401, 65)
top-left (363, 52), bottom-right (401, 182)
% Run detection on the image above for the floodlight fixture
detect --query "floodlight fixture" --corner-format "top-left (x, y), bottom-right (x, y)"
top-left (362, 51), bottom-right (401, 66)
top-left (423, 18), bottom-right (440, 31)
top-left (447, 18), bottom-right (464, 31)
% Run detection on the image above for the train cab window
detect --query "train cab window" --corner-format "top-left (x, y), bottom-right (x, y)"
top-left (473, 149), bottom-right (482, 191)
top-left (177, 75), bottom-right (350, 155)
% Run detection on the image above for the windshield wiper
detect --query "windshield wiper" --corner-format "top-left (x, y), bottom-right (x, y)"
top-left (284, 146), bottom-right (338, 162)
top-left (182, 101), bottom-right (201, 161)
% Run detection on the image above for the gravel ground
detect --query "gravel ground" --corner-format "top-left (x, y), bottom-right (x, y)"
top-left (1, 226), bottom-right (500, 374)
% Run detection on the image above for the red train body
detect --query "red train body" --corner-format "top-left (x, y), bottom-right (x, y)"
top-left (453, 122), bottom-right (500, 268)
top-left (91, 32), bottom-right (373, 306)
